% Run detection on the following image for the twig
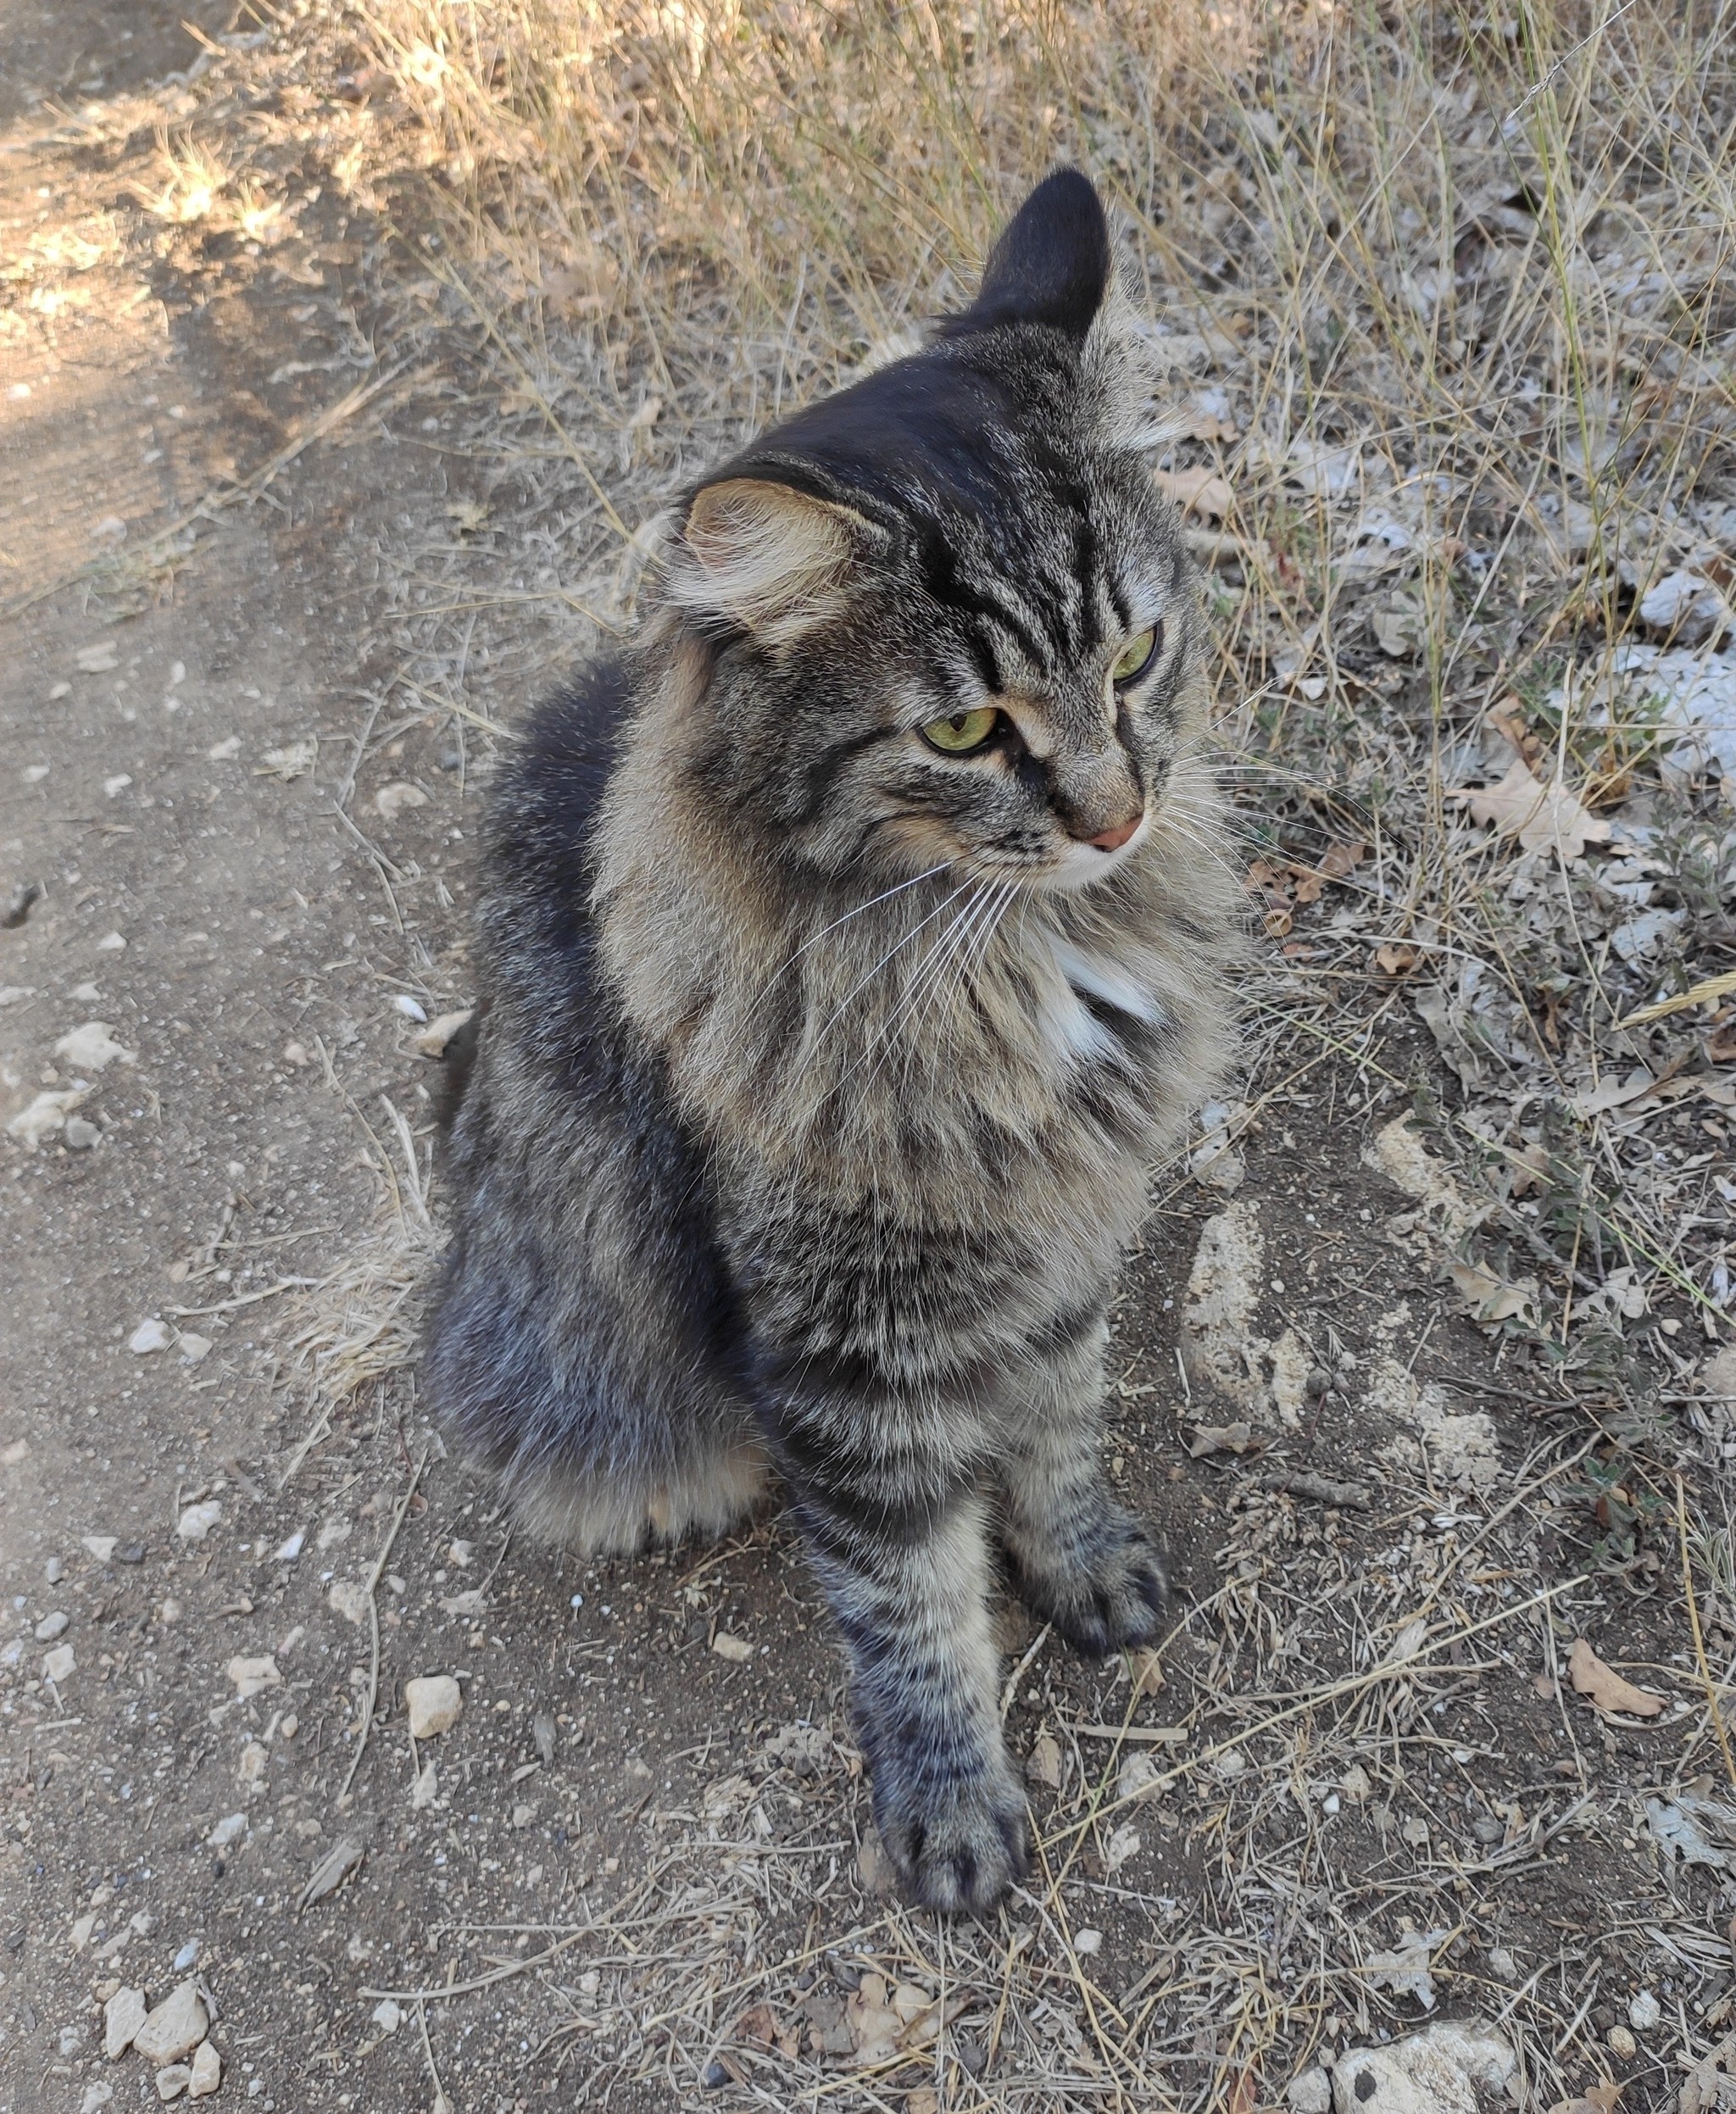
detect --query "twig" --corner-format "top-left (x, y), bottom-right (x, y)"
top-left (999, 1622), bottom-right (1051, 1722)
top-left (338, 1450), bottom-right (428, 1805)
top-left (1677, 1471), bottom-right (1736, 1791)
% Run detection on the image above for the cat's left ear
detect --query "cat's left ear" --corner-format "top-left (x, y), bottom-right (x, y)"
top-left (960, 167), bottom-right (1110, 340)
top-left (671, 476), bottom-right (877, 646)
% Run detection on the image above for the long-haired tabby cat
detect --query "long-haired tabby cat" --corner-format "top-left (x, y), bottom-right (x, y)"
top-left (429, 169), bottom-right (1238, 1912)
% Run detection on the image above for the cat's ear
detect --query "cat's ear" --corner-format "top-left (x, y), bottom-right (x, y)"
top-left (962, 167), bottom-right (1110, 340)
top-left (673, 476), bottom-right (873, 645)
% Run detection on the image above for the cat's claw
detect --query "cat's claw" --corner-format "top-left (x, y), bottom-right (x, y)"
top-left (875, 1763), bottom-right (1030, 1916)
top-left (1012, 1511), bottom-right (1169, 1660)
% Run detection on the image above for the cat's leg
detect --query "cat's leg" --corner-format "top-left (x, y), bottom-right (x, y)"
top-left (998, 1311), bottom-right (1169, 1659)
top-left (787, 1459), bottom-right (1028, 1914)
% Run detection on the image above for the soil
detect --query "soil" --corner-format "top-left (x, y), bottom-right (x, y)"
top-left (3, 11), bottom-right (1732, 2114)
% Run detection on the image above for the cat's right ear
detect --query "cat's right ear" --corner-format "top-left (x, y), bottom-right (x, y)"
top-left (671, 477), bottom-right (874, 647)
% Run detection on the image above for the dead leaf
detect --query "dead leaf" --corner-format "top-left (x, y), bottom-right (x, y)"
top-left (1187, 1421), bottom-right (1254, 1459)
top-left (1548, 2086), bottom-right (1622, 2114)
top-left (1447, 1259), bottom-right (1539, 1324)
top-left (1226, 2061), bottom-right (1260, 2114)
top-left (1026, 1732), bottom-right (1062, 1789)
top-left (296, 1834), bottom-right (365, 1913)
top-left (1450, 758), bottom-right (1612, 861)
top-left (1566, 1637), bottom-right (1665, 1718)
top-left (1376, 942), bottom-right (1420, 976)
top-left (414, 1009), bottom-right (474, 1058)
top-left (1154, 465), bottom-right (1234, 520)
top-left (843, 1972), bottom-right (942, 2065)
top-left (1319, 839), bottom-right (1368, 879)
top-left (256, 739), bottom-right (317, 782)
top-left (1130, 1649), bottom-right (1165, 1697)
top-left (734, 2003), bottom-right (780, 2050)
top-left (1682, 2030), bottom-right (1736, 2113)
top-left (375, 780), bottom-right (428, 821)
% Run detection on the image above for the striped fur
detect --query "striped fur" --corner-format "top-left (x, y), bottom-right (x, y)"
top-left (426, 171), bottom-right (1241, 1913)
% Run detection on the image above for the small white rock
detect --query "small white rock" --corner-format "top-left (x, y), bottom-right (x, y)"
top-left (96, 931), bottom-right (127, 951)
top-left (328, 1579), bottom-right (370, 1626)
top-left (133, 1981), bottom-right (209, 2067)
top-left (176, 1499), bottom-right (222, 1542)
top-left (375, 780), bottom-right (428, 821)
top-left (130, 1319), bottom-right (174, 1355)
top-left (1073, 1928), bottom-right (1103, 1955)
top-left (177, 1333), bottom-right (213, 1365)
top-left (5, 1089), bottom-right (82, 1147)
top-left (64, 1116), bottom-right (102, 1149)
top-left (710, 1632), bottom-right (754, 1664)
top-left (1287, 2067), bottom-right (1333, 2114)
top-left (33, 1610), bottom-right (70, 1641)
top-left (103, 775), bottom-right (133, 799)
top-left (391, 993), bottom-right (429, 1021)
top-left (81, 1535), bottom-right (118, 1563)
top-left (1629, 1989), bottom-right (1661, 2032)
top-left (156, 2063), bottom-right (192, 2103)
top-left (43, 1642), bottom-right (75, 1683)
top-left (404, 1673), bottom-right (463, 1738)
top-left (174, 1940), bottom-right (200, 1971)
top-left (209, 1812), bottom-right (247, 1850)
top-left (103, 1984), bottom-right (148, 2060)
top-left (207, 736), bottom-right (242, 761)
top-left (371, 1998), bottom-right (403, 2034)
top-left (225, 1654), bottom-right (281, 1699)
top-left (187, 2040), bottom-right (221, 2098)
top-left (274, 1529), bottom-right (305, 1562)
top-left (81, 2083), bottom-right (115, 2113)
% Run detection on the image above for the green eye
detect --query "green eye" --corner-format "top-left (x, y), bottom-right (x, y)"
top-left (1110, 626), bottom-right (1160, 687)
top-left (921, 707), bottom-right (999, 754)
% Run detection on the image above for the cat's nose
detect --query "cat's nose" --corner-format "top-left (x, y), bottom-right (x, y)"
top-left (1087, 814), bottom-right (1143, 852)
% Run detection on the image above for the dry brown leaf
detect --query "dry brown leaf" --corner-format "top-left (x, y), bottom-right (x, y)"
top-left (1026, 1731), bottom-right (1063, 1789)
top-left (1131, 1649), bottom-right (1165, 1697)
top-left (1375, 942), bottom-right (1419, 976)
top-left (1682, 2029), bottom-right (1736, 2112)
top-left (1318, 838), bottom-right (1369, 879)
top-left (1226, 2062), bottom-right (1260, 2114)
top-left (1567, 1637), bottom-right (1665, 1719)
top-left (1548, 2084), bottom-right (1622, 2113)
top-left (1187, 1420), bottom-right (1254, 1458)
top-left (1450, 758), bottom-right (1613, 861)
top-left (735, 2003), bottom-right (779, 2050)
top-left (1154, 465), bottom-right (1234, 520)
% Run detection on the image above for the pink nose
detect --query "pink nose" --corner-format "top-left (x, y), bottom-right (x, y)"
top-left (1088, 814), bottom-right (1143, 852)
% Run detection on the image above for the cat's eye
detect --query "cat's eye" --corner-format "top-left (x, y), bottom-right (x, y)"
top-left (1110, 626), bottom-right (1160, 687)
top-left (921, 707), bottom-right (999, 754)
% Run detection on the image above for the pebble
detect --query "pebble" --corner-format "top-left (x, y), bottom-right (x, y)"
top-left (188, 2040), bottom-right (221, 2099)
top-left (64, 1117), bottom-right (102, 1149)
top-left (33, 1611), bottom-right (70, 1641)
top-left (209, 1813), bottom-right (247, 1850)
top-left (1608, 2024), bottom-right (1636, 2058)
top-left (81, 2084), bottom-right (114, 2113)
top-left (45, 1555), bottom-right (64, 1584)
top-left (1286, 2068), bottom-right (1332, 2114)
top-left (1487, 1947), bottom-right (1518, 1982)
top-left (176, 1501), bottom-right (222, 1543)
top-left (129, 1319), bottom-right (173, 1355)
top-left (1629, 1990), bottom-right (1661, 2032)
top-left (405, 1674), bottom-right (463, 1738)
top-left (103, 1985), bottom-right (148, 2060)
top-left (274, 1530), bottom-right (304, 1562)
top-left (371, 1999), bottom-right (403, 2035)
top-left (81, 1535), bottom-right (118, 1564)
top-left (43, 1643), bottom-right (75, 1683)
top-left (133, 1981), bottom-right (208, 2067)
top-left (225, 1655), bottom-right (280, 1699)
top-left (173, 1940), bottom-right (200, 1971)
top-left (1073, 1929), bottom-right (1103, 1955)
top-left (156, 2063), bottom-right (192, 2103)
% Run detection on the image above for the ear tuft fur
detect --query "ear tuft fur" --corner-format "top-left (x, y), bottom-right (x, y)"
top-left (961, 167), bottom-right (1110, 341)
top-left (672, 477), bottom-right (865, 645)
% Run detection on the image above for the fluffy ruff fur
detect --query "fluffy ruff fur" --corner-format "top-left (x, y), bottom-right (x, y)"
top-left (427, 170), bottom-right (1241, 1914)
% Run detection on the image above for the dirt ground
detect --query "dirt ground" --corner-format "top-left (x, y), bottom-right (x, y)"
top-left (4, 8), bottom-right (1736, 2114)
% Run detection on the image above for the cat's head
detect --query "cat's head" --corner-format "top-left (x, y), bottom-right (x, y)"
top-left (663, 169), bottom-right (1205, 896)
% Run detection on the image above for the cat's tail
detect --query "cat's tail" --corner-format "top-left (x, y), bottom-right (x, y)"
top-left (432, 1003), bottom-right (486, 1132)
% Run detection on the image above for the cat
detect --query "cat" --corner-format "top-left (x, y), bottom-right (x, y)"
top-left (428, 167), bottom-right (1238, 1913)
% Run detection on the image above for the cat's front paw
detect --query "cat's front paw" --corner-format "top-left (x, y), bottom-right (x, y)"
top-left (874, 1758), bottom-right (1030, 1915)
top-left (1012, 1510), bottom-right (1168, 1659)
